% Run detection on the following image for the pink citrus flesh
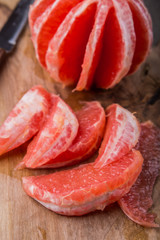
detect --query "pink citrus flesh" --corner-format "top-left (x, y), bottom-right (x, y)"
top-left (23, 149), bottom-right (143, 216)
top-left (46, 0), bottom-right (97, 85)
top-left (17, 94), bottom-right (79, 169)
top-left (39, 101), bottom-right (106, 168)
top-left (29, 0), bottom-right (56, 41)
top-left (75, 0), bottom-right (112, 91)
top-left (119, 121), bottom-right (160, 227)
top-left (34, 0), bottom-right (83, 67)
top-left (22, 104), bottom-right (143, 216)
top-left (95, 104), bottom-right (140, 168)
top-left (94, 0), bottom-right (136, 89)
top-left (0, 85), bottom-right (51, 156)
top-left (127, 0), bottom-right (153, 74)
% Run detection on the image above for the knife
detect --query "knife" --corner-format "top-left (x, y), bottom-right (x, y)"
top-left (0, 0), bottom-right (34, 64)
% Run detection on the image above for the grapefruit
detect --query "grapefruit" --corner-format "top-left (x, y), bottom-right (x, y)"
top-left (94, 0), bottom-right (136, 89)
top-left (22, 150), bottom-right (143, 216)
top-left (29, 0), bottom-right (56, 41)
top-left (17, 94), bottom-right (79, 169)
top-left (29, 0), bottom-right (152, 90)
top-left (75, 0), bottom-right (112, 90)
top-left (119, 121), bottom-right (160, 227)
top-left (46, 0), bottom-right (97, 85)
top-left (0, 86), bottom-right (51, 156)
top-left (38, 101), bottom-right (106, 168)
top-left (33, 0), bottom-right (84, 67)
top-left (127, 0), bottom-right (153, 74)
top-left (22, 104), bottom-right (143, 216)
top-left (95, 104), bottom-right (140, 167)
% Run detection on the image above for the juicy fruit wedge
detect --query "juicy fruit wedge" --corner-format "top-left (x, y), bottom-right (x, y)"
top-left (75, 0), bottom-right (112, 91)
top-left (119, 121), bottom-right (160, 227)
top-left (46, 0), bottom-right (97, 85)
top-left (0, 86), bottom-right (51, 156)
top-left (17, 94), bottom-right (79, 169)
top-left (39, 101), bottom-right (106, 168)
top-left (22, 104), bottom-right (142, 216)
top-left (29, 0), bottom-right (56, 41)
top-left (94, 0), bottom-right (136, 89)
top-left (34, 0), bottom-right (83, 67)
top-left (95, 104), bottom-right (140, 168)
top-left (23, 150), bottom-right (143, 216)
top-left (127, 0), bottom-right (153, 74)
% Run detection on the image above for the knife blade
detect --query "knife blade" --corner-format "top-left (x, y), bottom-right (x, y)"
top-left (0, 0), bottom-right (34, 64)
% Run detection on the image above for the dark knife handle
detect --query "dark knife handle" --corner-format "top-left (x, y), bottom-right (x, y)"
top-left (0, 48), bottom-right (6, 65)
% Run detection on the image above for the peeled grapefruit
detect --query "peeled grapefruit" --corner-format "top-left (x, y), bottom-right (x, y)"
top-left (29, 0), bottom-right (152, 90)
top-left (17, 94), bottom-right (79, 169)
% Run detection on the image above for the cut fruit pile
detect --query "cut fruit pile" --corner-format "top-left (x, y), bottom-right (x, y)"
top-left (29, 0), bottom-right (152, 90)
top-left (0, 86), bottom-right (159, 227)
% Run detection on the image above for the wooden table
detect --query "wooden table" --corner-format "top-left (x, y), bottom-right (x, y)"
top-left (0, 1), bottom-right (160, 239)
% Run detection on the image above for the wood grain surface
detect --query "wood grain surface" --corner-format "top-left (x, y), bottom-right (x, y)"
top-left (0, 1), bottom-right (160, 240)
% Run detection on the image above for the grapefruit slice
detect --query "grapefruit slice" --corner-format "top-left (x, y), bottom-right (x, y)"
top-left (119, 121), bottom-right (160, 227)
top-left (22, 104), bottom-right (143, 216)
top-left (29, 0), bottom-right (56, 40)
top-left (17, 94), bottom-right (79, 169)
top-left (95, 104), bottom-right (140, 168)
top-left (75, 0), bottom-right (112, 91)
top-left (38, 101), bottom-right (106, 168)
top-left (0, 86), bottom-right (51, 156)
top-left (94, 0), bottom-right (136, 89)
top-left (22, 149), bottom-right (143, 216)
top-left (34, 0), bottom-right (83, 68)
top-left (127, 0), bottom-right (153, 74)
top-left (46, 0), bottom-right (97, 85)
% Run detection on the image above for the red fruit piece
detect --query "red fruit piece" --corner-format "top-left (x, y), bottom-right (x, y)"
top-left (95, 104), bottom-right (140, 168)
top-left (17, 94), bottom-right (79, 169)
top-left (119, 121), bottom-right (160, 227)
top-left (75, 0), bottom-right (112, 91)
top-left (0, 86), bottom-right (51, 156)
top-left (39, 101), bottom-right (106, 168)
top-left (127, 0), bottom-right (153, 74)
top-left (23, 150), bottom-right (143, 216)
top-left (46, 0), bottom-right (97, 85)
top-left (22, 104), bottom-right (143, 216)
top-left (94, 0), bottom-right (136, 89)
top-left (34, 0), bottom-right (83, 68)
top-left (29, 0), bottom-right (56, 41)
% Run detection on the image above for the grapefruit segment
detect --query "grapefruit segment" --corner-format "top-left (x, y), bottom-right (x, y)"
top-left (0, 86), bottom-right (51, 156)
top-left (94, 0), bottom-right (136, 89)
top-left (127, 0), bottom-right (153, 74)
top-left (75, 0), bottom-right (112, 91)
top-left (39, 101), bottom-right (106, 168)
top-left (34, 0), bottom-right (83, 67)
top-left (95, 104), bottom-right (140, 168)
top-left (17, 94), bottom-right (79, 169)
top-left (46, 0), bottom-right (97, 85)
top-left (29, 0), bottom-right (56, 40)
top-left (119, 121), bottom-right (160, 227)
top-left (22, 149), bottom-right (143, 216)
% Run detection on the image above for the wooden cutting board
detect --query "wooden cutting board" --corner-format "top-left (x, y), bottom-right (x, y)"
top-left (0, 1), bottom-right (160, 240)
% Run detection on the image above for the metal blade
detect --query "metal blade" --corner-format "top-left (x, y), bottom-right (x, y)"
top-left (0, 0), bottom-right (34, 52)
